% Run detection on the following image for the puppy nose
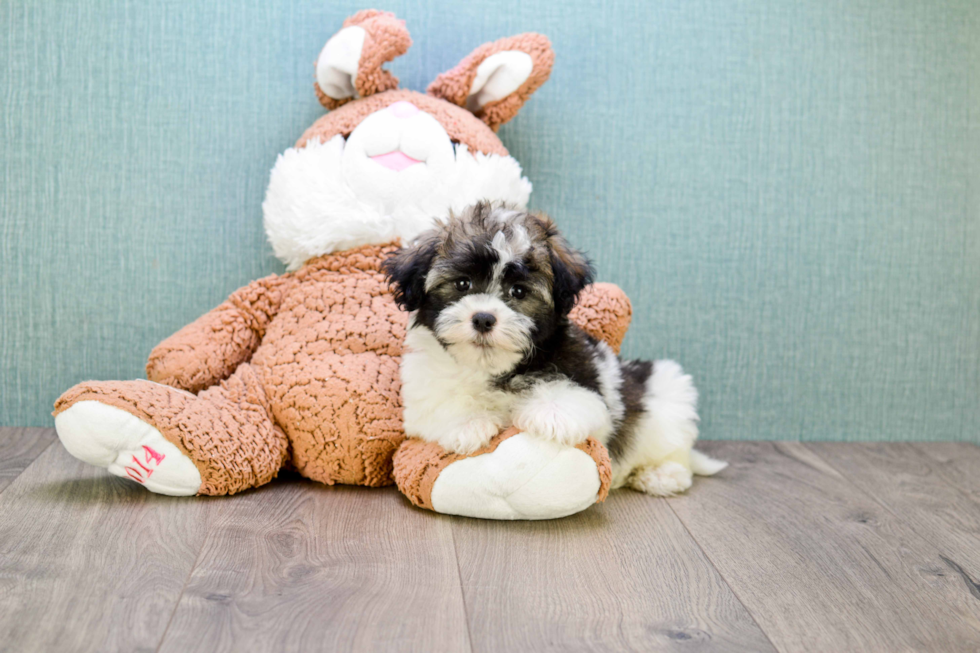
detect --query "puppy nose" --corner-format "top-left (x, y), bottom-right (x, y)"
top-left (472, 312), bottom-right (497, 333)
top-left (389, 101), bottom-right (419, 119)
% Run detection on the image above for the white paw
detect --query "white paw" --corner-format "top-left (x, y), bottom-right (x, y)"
top-left (55, 401), bottom-right (202, 496)
top-left (629, 462), bottom-right (693, 497)
top-left (438, 417), bottom-right (501, 455)
top-left (513, 381), bottom-right (612, 447)
top-left (514, 401), bottom-right (593, 446)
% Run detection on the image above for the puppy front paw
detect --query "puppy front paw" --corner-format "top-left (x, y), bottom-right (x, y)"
top-left (514, 402), bottom-right (592, 446)
top-left (514, 382), bottom-right (612, 447)
top-left (438, 417), bottom-right (501, 455)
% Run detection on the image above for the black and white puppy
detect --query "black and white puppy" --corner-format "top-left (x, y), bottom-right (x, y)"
top-left (384, 202), bottom-right (725, 496)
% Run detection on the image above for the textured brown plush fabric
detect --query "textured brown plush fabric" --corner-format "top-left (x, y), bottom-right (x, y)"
top-left (250, 244), bottom-right (408, 488)
top-left (146, 274), bottom-right (294, 394)
top-left (392, 427), bottom-right (612, 511)
top-left (314, 10), bottom-right (412, 111)
top-left (348, 10), bottom-right (411, 101)
top-left (574, 437), bottom-right (612, 503)
top-left (569, 282), bottom-right (633, 355)
top-left (427, 33), bottom-right (554, 131)
top-left (299, 88), bottom-right (510, 157)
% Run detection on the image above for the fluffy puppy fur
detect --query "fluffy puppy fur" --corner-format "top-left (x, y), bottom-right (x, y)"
top-left (384, 202), bottom-right (726, 496)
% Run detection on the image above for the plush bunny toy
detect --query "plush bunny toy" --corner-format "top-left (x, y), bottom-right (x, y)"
top-left (53, 10), bottom-right (633, 519)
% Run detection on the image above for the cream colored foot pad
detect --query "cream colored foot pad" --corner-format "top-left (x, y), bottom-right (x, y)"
top-left (55, 401), bottom-right (201, 496)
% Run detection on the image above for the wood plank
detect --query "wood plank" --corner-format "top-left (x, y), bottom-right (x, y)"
top-left (157, 481), bottom-right (470, 653)
top-left (0, 443), bottom-right (211, 652)
top-left (452, 491), bottom-right (776, 652)
top-left (0, 427), bottom-right (56, 494)
top-left (806, 442), bottom-right (980, 583)
top-left (911, 442), bottom-right (980, 504)
top-left (670, 441), bottom-right (980, 652)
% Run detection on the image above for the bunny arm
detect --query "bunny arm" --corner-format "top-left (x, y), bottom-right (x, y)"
top-left (569, 282), bottom-right (633, 354)
top-left (146, 274), bottom-right (295, 393)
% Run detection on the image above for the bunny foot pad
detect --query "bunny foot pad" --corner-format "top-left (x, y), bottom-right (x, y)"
top-left (55, 401), bottom-right (202, 496)
top-left (393, 427), bottom-right (612, 520)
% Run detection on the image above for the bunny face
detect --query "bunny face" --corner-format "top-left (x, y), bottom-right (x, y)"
top-left (345, 100), bottom-right (455, 196)
top-left (262, 11), bottom-right (554, 270)
top-left (322, 93), bottom-right (504, 212)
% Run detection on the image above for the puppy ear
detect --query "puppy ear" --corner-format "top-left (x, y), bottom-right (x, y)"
top-left (427, 33), bottom-right (553, 131)
top-left (383, 234), bottom-right (439, 312)
top-left (314, 10), bottom-right (412, 110)
top-left (536, 215), bottom-right (593, 316)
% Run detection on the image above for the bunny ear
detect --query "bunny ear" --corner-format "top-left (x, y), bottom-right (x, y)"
top-left (314, 10), bottom-right (412, 110)
top-left (427, 33), bottom-right (554, 131)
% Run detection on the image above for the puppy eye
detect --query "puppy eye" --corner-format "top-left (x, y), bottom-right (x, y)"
top-left (454, 278), bottom-right (471, 292)
top-left (510, 284), bottom-right (527, 300)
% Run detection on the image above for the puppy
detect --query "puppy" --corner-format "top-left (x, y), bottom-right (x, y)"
top-left (384, 202), bottom-right (726, 496)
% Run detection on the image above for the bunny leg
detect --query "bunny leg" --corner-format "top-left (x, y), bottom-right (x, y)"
top-left (54, 364), bottom-right (288, 496)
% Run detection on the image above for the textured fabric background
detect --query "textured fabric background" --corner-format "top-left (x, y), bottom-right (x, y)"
top-left (2, 0), bottom-right (977, 440)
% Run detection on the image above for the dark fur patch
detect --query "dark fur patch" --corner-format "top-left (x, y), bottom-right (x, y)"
top-left (605, 359), bottom-right (654, 461)
top-left (382, 232), bottom-right (440, 312)
top-left (530, 213), bottom-right (594, 316)
top-left (495, 323), bottom-right (602, 394)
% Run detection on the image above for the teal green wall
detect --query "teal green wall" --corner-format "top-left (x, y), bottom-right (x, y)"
top-left (2, 1), bottom-right (977, 440)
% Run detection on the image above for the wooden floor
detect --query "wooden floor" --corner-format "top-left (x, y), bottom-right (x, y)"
top-left (2, 429), bottom-right (980, 652)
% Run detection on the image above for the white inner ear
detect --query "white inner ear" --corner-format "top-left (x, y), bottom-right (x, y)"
top-left (466, 50), bottom-right (534, 112)
top-left (316, 26), bottom-right (366, 100)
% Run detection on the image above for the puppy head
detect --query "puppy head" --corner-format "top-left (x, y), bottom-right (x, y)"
top-left (384, 201), bottom-right (593, 374)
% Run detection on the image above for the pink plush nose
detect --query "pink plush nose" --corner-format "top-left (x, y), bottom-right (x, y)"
top-left (389, 101), bottom-right (419, 119)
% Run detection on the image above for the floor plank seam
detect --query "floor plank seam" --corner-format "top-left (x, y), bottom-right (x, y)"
top-left (449, 522), bottom-right (476, 653)
top-left (663, 498), bottom-right (782, 653)
top-left (154, 516), bottom-right (210, 653)
top-left (0, 438), bottom-right (58, 499)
